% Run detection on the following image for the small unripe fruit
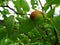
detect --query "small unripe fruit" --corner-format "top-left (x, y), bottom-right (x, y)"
top-left (30, 10), bottom-right (43, 20)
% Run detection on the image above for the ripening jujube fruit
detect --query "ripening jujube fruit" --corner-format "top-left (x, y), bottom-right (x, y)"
top-left (30, 10), bottom-right (43, 20)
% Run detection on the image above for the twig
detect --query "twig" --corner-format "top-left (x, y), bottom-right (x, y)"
top-left (50, 5), bottom-right (52, 10)
top-left (50, 5), bottom-right (54, 17)
top-left (7, 5), bottom-right (19, 14)
top-left (0, 5), bottom-right (7, 7)
top-left (0, 5), bottom-right (30, 15)
top-left (53, 28), bottom-right (59, 45)
top-left (39, 0), bottom-right (44, 11)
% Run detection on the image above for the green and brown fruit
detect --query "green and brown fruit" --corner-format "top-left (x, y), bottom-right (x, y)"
top-left (30, 10), bottom-right (43, 20)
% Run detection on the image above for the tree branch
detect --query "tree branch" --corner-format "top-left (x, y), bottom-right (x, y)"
top-left (50, 5), bottom-right (54, 17)
top-left (53, 28), bottom-right (59, 45)
top-left (39, 0), bottom-right (44, 11)
top-left (7, 5), bottom-right (19, 14)
top-left (0, 5), bottom-right (30, 15)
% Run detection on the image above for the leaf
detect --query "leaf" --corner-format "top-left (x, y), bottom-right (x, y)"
top-left (46, 7), bottom-right (55, 18)
top-left (19, 18), bottom-right (36, 33)
top-left (4, 15), bottom-right (19, 41)
top-left (16, 15), bottom-right (44, 33)
top-left (0, 0), bottom-right (4, 5)
top-left (18, 34), bottom-right (29, 44)
top-left (44, 3), bottom-right (49, 12)
top-left (46, 0), bottom-right (60, 5)
top-left (20, 0), bottom-right (30, 12)
top-left (28, 27), bottom-right (46, 43)
top-left (1, 8), bottom-right (10, 17)
top-left (0, 0), bottom-right (9, 6)
top-left (8, 31), bottom-right (18, 42)
top-left (31, 0), bottom-right (38, 9)
top-left (12, 0), bottom-right (30, 12)
top-left (0, 27), bottom-right (6, 40)
top-left (4, 15), bottom-right (15, 31)
top-left (52, 16), bottom-right (60, 32)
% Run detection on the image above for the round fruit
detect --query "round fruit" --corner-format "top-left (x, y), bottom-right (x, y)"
top-left (30, 10), bottom-right (43, 20)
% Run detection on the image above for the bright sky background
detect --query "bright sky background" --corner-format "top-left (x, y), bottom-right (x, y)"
top-left (0, 0), bottom-right (60, 20)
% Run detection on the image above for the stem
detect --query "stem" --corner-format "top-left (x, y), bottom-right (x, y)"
top-left (53, 28), bottom-right (59, 45)
top-left (50, 5), bottom-right (52, 10)
top-left (39, 0), bottom-right (44, 11)
top-left (50, 5), bottom-right (54, 17)
top-left (7, 5), bottom-right (19, 14)
top-left (0, 5), bottom-right (30, 15)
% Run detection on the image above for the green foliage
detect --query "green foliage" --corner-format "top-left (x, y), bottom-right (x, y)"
top-left (16, 16), bottom-right (36, 33)
top-left (52, 15), bottom-right (60, 32)
top-left (31, 0), bottom-right (38, 9)
top-left (0, 27), bottom-right (6, 40)
top-left (44, 3), bottom-right (50, 12)
top-left (0, 0), bottom-right (60, 45)
top-left (46, 0), bottom-right (60, 5)
top-left (12, 0), bottom-right (30, 13)
top-left (4, 15), bottom-right (15, 30)
top-left (0, 8), bottom-right (9, 17)
top-left (0, 0), bottom-right (8, 6)
top-left (0, 0), bottom-right (5, 6)
top-left (18, 34), bottom-right (29, 44)
top-left (46, 7), bottom-right (55, 18)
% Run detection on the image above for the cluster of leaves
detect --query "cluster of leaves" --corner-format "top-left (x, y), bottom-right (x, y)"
top-left (0, 0), bottom-right (60, 45)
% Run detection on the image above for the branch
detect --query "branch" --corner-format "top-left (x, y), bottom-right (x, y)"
top-left (0, 5), bottom-right (30, 15)
top-left (50, 5), bottom-right (52, 10)
top-left (0, 5), bottom-right (7, 7)
top-left (39, 0), bottom-right (44, 11)
top-left (53, 28), bottom-right (59, 45)
top-left (7, 5), bottom-right (19, 14)
top-left (50, 5), bottom-right (54, 17)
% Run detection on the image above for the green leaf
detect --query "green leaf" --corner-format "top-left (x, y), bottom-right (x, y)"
top-left (4, 15), bottom-right (15, 30)
top-left (52, 16), bottom-right (60, 32)
top-left (1, 8), bottom-right (10, 18)
top-left (0, 27), bottom-right (6, 40)
top-left (46, 7), bottom-right (55, 18)
top-left (4, 15), bottom-right (19, 41)
top-left (19, 18), bottom-right (36, 33)
top-left (16, 16), bottom-right (36, 33)
top-left (8, 31), bottom-right (18, 42)
top-left (46, 0), bottom-right (60, 5)
top-left (20, 0), bottom-right (30, 12)
top-left (12, 0), bottom-right (30, 12)
top-left (0, 0), bottom-right (9, 6)
top-left (18, 34), bottom-right (29, 44)
top-left (44, 3), bottom-right (49, 12)
top-left (31, 0), bottom-right (38, 9)
top-left (0, 0), bottom-right (4, 5)
top-left (16, 16), bottom-right (44, 33)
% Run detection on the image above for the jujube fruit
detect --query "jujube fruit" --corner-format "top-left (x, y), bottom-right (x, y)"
top-left (30, 10), bottom-right (43, 20)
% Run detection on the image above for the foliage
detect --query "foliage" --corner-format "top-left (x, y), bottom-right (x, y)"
top-left (0, 0), bottom-right (60, 45)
